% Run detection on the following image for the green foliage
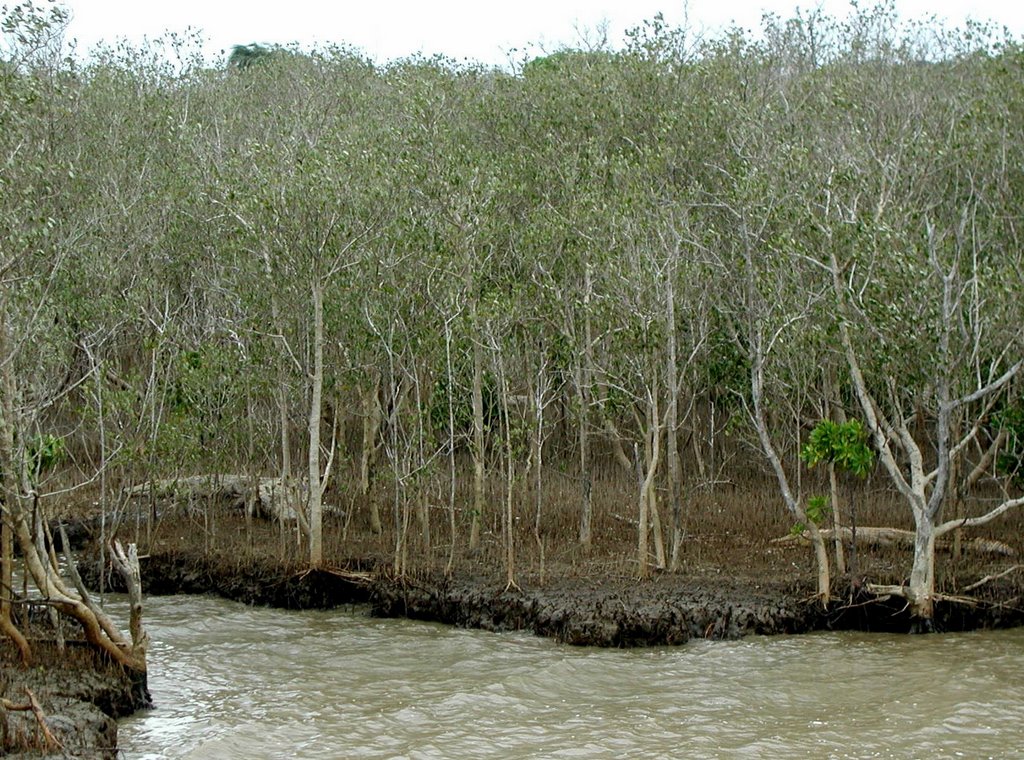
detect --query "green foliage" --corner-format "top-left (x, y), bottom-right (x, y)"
top-left (427, 364), bottom-right (500, 445)
top-left (28, 432), bottom-right (64, 477)
top-left (791, 494), bottom-right (832, 536)
top-left (993, 402), bottom-right (1024, 486)
top-left (800, 419), bottom-right (876, 478)
top-left (228, 43), bottom-right (275, 70)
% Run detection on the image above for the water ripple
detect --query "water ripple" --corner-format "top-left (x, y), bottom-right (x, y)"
top-left (110, 597), bottom-right (1024, 759)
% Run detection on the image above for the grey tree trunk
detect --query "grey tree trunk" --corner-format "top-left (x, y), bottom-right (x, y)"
top-left (469, 302), bottom-right (485, 552)
top-left (307, 281), bottom-right (325, 568)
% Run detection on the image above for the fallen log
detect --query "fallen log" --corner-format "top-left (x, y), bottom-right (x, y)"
top-left (122, 475), bottom-right (344, 523)
top-left (773, 526), bottom-right (1016, 557)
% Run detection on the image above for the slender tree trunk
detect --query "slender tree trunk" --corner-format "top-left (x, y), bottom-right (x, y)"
top-left (533, 375), bottom-right (546, 585)
top-left (469, 301), bottom-right (485, 552)
top-left (644, 419), bottom-right (666, 570)
top-left (637, 380), bottom-right (662, 579)
top-left (824, 368), bottom-right (847, 575)
top-left (748, 281), bottom-right (830, 605)
top-left (829, 462), bottom-right (846, 575)
top-left (578, 264), bottom-right (594, 550)
top-left (444, 320), bottom-right (458, 575)
top-left (307, 280), bottom-right (325, 568)
top-left (0, 304), bottom-right (30, 664)
top-left (666, 255), bottom-right (685, 572)
top-left (576, 357), bottom-right (592, 550)
top-left (361, 371), bottom-right (383, 535)
top-left (497, 349), bottom-right (516, 589)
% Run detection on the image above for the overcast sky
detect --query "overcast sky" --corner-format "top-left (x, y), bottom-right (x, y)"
top-left (58, 0), bottom-right (1024, 67)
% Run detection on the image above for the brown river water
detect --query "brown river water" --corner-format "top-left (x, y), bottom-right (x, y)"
top-left (113, 594), bottom-right (1024, 759)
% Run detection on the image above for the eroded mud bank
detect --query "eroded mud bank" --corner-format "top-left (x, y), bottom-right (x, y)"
top-left (87, 550), bottom-right (1024, 645)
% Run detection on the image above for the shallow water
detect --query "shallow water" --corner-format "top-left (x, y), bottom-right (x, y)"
top-left (114, 595), bottom-right (1024, 759)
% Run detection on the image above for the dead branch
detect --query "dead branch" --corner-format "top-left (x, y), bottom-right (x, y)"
top-left (964, 565), bottom-right (1022, 592)
top-left (109, 540), bottom-right (149, 663)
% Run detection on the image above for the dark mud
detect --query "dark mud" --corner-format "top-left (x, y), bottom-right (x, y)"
top-left (86, 549), bottom-right (1024, 645)
top-left (370, 572), bottom-right (1024, 644)
top-left (81, 550), bottom-right (374, 608)
top-left (370, 574), bottom-right (817, 645)
top-left (0, 639), bottom-right (148, 758)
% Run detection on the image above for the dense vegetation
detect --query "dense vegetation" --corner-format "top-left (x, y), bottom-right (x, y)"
top-left (2, 0), bottom-right (1022, 645)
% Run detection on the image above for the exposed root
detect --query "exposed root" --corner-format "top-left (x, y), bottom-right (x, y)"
top-left (866, 583), bottom-right (980, 608)
top-left (1, 688), bottom-right (63, 751)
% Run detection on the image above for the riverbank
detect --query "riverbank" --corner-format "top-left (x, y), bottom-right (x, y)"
top-left (0, 636), bottom-right (149, 757)
top-left (83, 545), bottom-right (1024, 645)
top-left (6, 523), bottom-right (1021, 756)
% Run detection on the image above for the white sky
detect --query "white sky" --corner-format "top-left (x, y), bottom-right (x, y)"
top-left (58, 0), bottom-right (1024, 67)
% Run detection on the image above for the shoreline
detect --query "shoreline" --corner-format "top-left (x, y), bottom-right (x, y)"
top-left (109, 550), bottom-right (1024, 644)
top-left (0, 639), bottom-right (148, 758)
top-left (5, 546), bottom-right (1022, 756)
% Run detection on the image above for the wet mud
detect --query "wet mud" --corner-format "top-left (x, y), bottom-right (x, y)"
top-left (90, 549), bottom-right (1024, 644)
top-left (0, 639), bottom-right (148, 758)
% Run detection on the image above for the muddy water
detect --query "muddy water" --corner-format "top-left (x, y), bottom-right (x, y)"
top-left (115, 595), bottom-right (1024, 759)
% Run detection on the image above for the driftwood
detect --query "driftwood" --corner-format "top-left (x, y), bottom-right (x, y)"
top-left (774, 526), bottom-right (1016, 557)
top-left (123, 475), bottom-right (342, 523)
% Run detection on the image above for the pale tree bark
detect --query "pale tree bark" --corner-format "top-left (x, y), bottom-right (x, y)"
top-left (530, 347), bottom-right (555, 585)
top-left (732, 212), bottom-right (831, 605)
top-left (636, 374), bottom-right (663, 579)
top-left (307, 281), bottom-right (325, 567)
top-left (829, 241), bottom-right (1023, 624)
top-left (495, 343), bottom-right (518, 590)
top-left (642, 415), bottom-right (667, 570)
top-left (751, 338), bottom-right (831, 606)
top-left (0, 306), bottom-right (30, 665)
top-left (360, 369), bottom-right (383, 535)
top-left (443, 316), bottom-right (459, 575)
top-left (468, 298), bottom-right (486, 552)
top-left (823, 367), bottom-right (847, 575)
top-left (665, 259), bottom-right (684, 571)
top-left (577, 262), bottom-right (595, 550)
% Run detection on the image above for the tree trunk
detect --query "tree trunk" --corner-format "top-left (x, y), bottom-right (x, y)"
top-left (469, 306), bottom-right (485, 552)
top-left (829, 462), bottom-right (846, 575)
top-left (533, 373), bottom-right (546, 585)
top-left (644, 418), bottom-right (666, 570)
top-left (665, 256), bottom-right (684, 572)
top-left (0, 304), bottom-right (30, 664)
top-left (907, 516), bottom-right (937, 627)
top-left (576, 357), bottom-right (592, 550)
top-left (636, 382), bottom-right (662, 579)
top-left (444, 319), bottom-right (458, 575)
top-left (361, 371), bottom-right (383, 535)
top-left (577, 263), bottom-right (594, 550)
top-left (498, 350), bottom-right (516, 589)
top-left (307, 281), bottom-right (325, 568)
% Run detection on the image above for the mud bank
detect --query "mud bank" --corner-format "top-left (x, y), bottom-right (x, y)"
top-left (371, 575), bottom-right (816, 645)
top-left (89, 550), bottom-right (1024, 645)
top-left (0, 639), bottom-right (149, 758)
top-left (371, 573), bottom-right (1024, 644)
